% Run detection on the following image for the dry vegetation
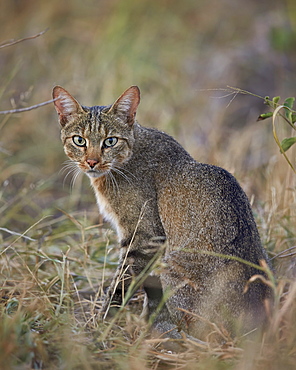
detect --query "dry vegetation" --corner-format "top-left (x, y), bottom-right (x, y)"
top-left (1, 0), bottom-right (296, 368)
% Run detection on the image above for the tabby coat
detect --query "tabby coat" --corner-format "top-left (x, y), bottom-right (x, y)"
top-left (53, 85), bottom-right (271, 340)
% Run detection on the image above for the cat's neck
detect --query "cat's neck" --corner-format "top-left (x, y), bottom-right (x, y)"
top-left (89, 175), bottom-right (107, 193)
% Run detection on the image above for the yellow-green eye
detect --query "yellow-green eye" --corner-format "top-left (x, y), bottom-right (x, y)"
top-left (103, 137), bottom-right (118, 148)
top-left (73, 136), bottom-right (86, 147)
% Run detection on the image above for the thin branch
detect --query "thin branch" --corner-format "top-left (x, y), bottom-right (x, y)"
top-left (0, 227), bottom-right (36, 242)
top-left (226, 85), bottom-right (268, 100)
top-left (0, 98), bottom-right (57, 115)
top-left (0, 28), bottom-right (48, 49)
top-left (271, 245), bottom-right (296, 260)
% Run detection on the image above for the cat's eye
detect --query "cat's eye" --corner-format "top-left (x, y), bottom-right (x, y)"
top-left (73, 136), bottom-right (86, 147)
top-left (103, 137), bottom-right (118, 148)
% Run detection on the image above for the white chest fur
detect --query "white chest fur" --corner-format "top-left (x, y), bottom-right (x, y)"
top-left (90, 179), bottom-right (123, 240)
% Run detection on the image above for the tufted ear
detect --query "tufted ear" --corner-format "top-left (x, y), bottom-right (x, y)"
top-left (52, 86), bottom-right (85, 126)
top-left (108, 86), bottom-right (140, 126)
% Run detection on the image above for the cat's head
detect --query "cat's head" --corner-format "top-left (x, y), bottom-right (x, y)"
top-left (52, 86), bottom-right (140, 178)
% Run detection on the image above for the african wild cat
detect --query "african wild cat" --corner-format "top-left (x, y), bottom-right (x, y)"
top-left (53, 85), bottom-right (272, 340)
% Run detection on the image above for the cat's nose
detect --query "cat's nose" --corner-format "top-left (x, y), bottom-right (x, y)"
top-left (87, 159), bottom-right (98, 168)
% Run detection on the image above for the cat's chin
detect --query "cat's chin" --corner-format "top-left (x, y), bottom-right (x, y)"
top-left (86, 170), bottom-right (106, 178)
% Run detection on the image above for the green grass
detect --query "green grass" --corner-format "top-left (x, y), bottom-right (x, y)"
top-left (1, 0), bottom-right (296, 368)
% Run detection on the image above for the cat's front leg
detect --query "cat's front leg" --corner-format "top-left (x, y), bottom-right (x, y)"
top-left (100, 253), bottom-right (132, 318)
top-left (100, 235), bottom-right (166, 318)
top-left (100, 241), bottom-right (142, 317)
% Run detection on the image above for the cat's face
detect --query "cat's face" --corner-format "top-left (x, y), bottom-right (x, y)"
top-left (53, 86), bottom-right (140, 179)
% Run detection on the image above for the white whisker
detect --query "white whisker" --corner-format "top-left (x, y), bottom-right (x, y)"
top-left (114, 165), bottom-right (137, 180)
top-left (108, 170), bottom-right (119, 194)
top-left (70, 168), bottom-right (83, 190)
top-left (60, 160), bottom-right (75, 174)
top-left (60, 160), bottom-right (82, 189)
top-left (112, 165), bottom-right (136, 186)
top-left (113, 170), bottom-right (131, 185)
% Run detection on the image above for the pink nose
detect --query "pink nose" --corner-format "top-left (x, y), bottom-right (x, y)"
top-left (87, 159), bottom-right (98, 168)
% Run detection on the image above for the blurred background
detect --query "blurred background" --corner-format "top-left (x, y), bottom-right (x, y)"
top-left (1, 0), bottom-right (295, 252)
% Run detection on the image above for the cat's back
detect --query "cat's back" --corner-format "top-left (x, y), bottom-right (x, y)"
top-left (134, 125), bottom-right (263, 258)
top-left (134, 124), bottom-right (249, 206)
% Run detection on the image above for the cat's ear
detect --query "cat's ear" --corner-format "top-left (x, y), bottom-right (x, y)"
top-left (108, 86), bottom-right (140, 126)
top-left (52, 86), bottom-right (85, 127)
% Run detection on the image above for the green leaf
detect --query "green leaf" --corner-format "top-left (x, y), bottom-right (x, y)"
top-left (284, 97), bottom-right (295, 122)
top-left (284, 97), bottom-right (295, 109)
top-left (257, 112), bottom-right (273, 121)
top-left (271, 96), bottom-right (280, 109)
top-left (272, 96), bottom-right (280, 105)
top-left (264, 96), bottom-right (280, 109)
top-left (292, 114), bottom-right (296, 124)
top-left (280, 137), bottom-right (296, 152)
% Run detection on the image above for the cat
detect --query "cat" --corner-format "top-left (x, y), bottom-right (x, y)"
top-left (53, 85), bottom-right (272, 341)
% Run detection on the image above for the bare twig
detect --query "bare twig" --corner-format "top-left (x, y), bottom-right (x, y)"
top-left (271, 246), bottom-right (296, 260)
top-left (0, 98), bottom-right (57, 115)
top-left (0, 28), bottom-right (48, 49)
top-left (0, 227), bottom-right (36, 242)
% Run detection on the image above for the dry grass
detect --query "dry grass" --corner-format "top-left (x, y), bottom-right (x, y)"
top-left (1, 0), bottom-right (296, 368)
